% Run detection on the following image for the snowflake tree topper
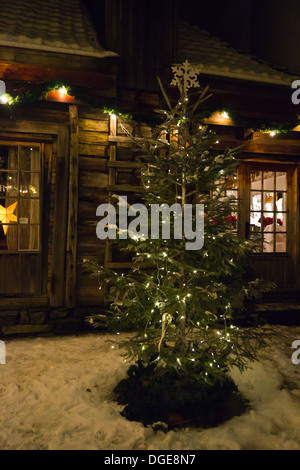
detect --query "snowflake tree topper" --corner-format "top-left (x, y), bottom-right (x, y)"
top-left (171, 60), bottom-right (201, 95)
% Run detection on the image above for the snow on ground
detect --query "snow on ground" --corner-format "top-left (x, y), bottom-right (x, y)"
top-left (0, 326), bottom-right (300, 450)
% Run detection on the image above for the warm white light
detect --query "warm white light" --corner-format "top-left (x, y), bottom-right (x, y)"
top-left (269, 130), bottom-right (277, 137)
top-left (0, 94), bottom-right (9, 104)
top-left (220, 111), bottom-right (229, 119)
top-left (58, 86), bottom-right (68, 98)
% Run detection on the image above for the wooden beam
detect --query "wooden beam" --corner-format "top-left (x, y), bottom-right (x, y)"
top-left (108, 135), bottom-right (134, 143)
top-left (0, 62), bottom-right (116, 89)
top-left (238, 154), bottom-right (300, 164)
top-left (0, 120), bottom-right (62, 135)
top-left (294, 167), bottom-right (300, 288)
top-left (107, 161), bottom-right (144, 168)
top-left (0, 296), bottom-right (48, 310)
top-left (66, 105), bottom-right (79, 308)
top-left (105, 262), bottom-right (133, 269)
top-left (216, 138), bottom-right (300, 156)
top-left (42, 142), bottom-right (54, 295)
top-left (107, 184), bottom-right (144, 192)
top-left (50, 126), bottom-right (70, 307)
top-left (105, 114), bottom-right (117, 267)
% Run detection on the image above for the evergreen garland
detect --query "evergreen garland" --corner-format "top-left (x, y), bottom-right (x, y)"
top-left (0, 79), bottom-right (298, 133)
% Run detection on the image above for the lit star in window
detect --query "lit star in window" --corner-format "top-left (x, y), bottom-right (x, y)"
top-left (0, 201), bottom-right (17, 235)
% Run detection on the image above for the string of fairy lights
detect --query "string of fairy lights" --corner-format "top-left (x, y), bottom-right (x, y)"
top-left (0, 79), bottom-right (281, 372)
top-left (0, 80), bottom-right (298, 134)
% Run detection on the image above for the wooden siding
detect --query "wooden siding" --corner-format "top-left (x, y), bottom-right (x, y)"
top-left (76, 111), bottom-right (110, 305)
top-left (0, 101), bottom-right (300, 322)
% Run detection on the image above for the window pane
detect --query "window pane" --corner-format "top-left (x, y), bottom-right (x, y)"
top-left (263, 232), bottom-right (274, 253)
top-left (251, 191), bottom-right (261, 211)
top-left (0, 224), bottom-right (18, 250)
top-left (276, 192), bottom-right (287, 212)
top-left (263, 171), bottom-right (274, 190)
top-left (19, 172), bottom-right (40, 197)
top-left (19, 147), bottom-right (40, 171)
top-left (263, 192), bottom-right (274, 211)
top-left (19, 199), bottom-right (40, 224)
top-left (251, 171), bottom-right (262, 190)
top-left (250, 211), bottom-right (262, 231)
top-left (275, 234), bottom-right (286, 253)
top-left (276, 172), bottom-right (287, 191)
top-left (0, 198), bottom-right (18, 224)
top-left (250, 232), bottom-right (263, 252)
top-left (262, 210), bottom-right (275, 253)
top-left (276, 214), bottom-right (286, 232)
top-left (262, 212), bottom-right (274, 229)
top-left (0, 172), bottom-right (18, 196)
top-left (19, 225), bottom-right (39, 251)
top-left (0, 145), bottom-right (18, 170)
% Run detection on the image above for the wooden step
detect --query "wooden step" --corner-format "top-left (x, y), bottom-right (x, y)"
top-left (254, 301), bottom-right (300, 325)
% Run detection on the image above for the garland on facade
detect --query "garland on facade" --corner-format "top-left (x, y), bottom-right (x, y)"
top-left (196, 105), bottom-right (299, 134)
top-left (0, 79), bottom-right (298, 134)
top-left (0, 79), bottom-right (133, 120)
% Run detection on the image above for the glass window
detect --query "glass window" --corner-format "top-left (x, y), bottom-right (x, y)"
top-left (250, 170), bottom-right (287, 253)
top-left (0, 145), bottom-right (41, 252)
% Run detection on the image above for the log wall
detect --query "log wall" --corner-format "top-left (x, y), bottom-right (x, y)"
top-left (1, 103), bottom-right (300, 336)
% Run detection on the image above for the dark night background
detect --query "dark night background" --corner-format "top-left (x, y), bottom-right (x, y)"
top-left (83, 0), bottom-right (300, 74)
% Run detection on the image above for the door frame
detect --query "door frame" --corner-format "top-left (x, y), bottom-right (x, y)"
top-left (237, 160), bottom-right (299, 289)
top-left (0, 121), bottom-right (70, 309)
top-left (0, 140), bottom-right (44, 296)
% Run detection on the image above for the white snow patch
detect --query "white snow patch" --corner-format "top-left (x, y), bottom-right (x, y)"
top-left (0, 326), bottom-right (300, 450)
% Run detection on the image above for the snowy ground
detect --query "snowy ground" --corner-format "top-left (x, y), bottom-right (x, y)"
top-left (1, 326), bottom-right (300, 450)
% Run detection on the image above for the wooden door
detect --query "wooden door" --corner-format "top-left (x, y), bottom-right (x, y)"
top-left (238, 163), bottom-right (298, 288)
top-left (0, 141), bottom-right (51, 295)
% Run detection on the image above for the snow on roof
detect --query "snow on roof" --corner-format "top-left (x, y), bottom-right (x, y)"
top-left (0, 0), bottom-right (118, 58)
top-left (178, 21), bottom-right (297, 87)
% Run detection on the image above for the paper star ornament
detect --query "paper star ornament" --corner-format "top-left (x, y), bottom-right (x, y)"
top-left (0, 201), bottom-right (18, 235)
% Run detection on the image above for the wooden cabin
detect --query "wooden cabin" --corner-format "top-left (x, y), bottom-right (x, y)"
top-left (0, 0), bottom-right (299, 335)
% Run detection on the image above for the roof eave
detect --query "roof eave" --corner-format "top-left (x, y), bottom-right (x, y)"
top-left (0, 40), bottom-right (119, 58)
top-left (192, 66), bottom-right (294, 88)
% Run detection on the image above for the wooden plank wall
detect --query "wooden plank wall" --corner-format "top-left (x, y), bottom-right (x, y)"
top-left (75, 109), bottom-right (151, 306)
top-left (76, 109), bottom-right (110, 306)
top-left (1, 103), bottom-right (300, 314)
top-left (74, 115), bottom-right (300, 305)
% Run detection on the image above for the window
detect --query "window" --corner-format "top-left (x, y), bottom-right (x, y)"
top-left (249, 171), bottom-right (287, 253)
top-left (0, 144), bottom-right (41, 252)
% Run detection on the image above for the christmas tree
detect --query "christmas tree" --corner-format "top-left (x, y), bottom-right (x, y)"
top-left (84, 62), bottom-right (274, 428)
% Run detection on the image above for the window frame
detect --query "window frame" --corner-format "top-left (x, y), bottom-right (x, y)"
top-left (0, 141), bottom-right (43, 254)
